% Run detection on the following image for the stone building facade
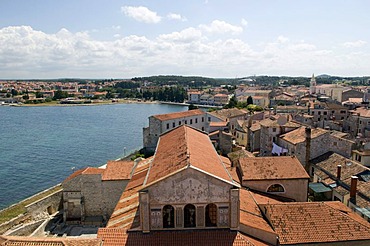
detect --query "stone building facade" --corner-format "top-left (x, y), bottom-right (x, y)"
top-left (143, 109), bottom-right (207, 153)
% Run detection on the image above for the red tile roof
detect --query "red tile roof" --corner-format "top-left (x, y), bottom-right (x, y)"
top-left (239, 189), bottom-right (277, 235)
top-left (0, 236), bottom-right (101, 246)
top-left (238, 156), bottom-right (309, 181)
top-left (63, 167), bottom-right (104, 183)
top-left (145, 125), bottom-right (234, 187)
top-left (280, 126), bottom-right (327, 144)
top-left (98, 228), bottom-right (267, 246)
top-left (152, 109), bottom-right (204, 121)
top-left (107, 159), bottom-right (151, 229)
top-left (102, 160), bottom-right (134, 181)
top-left (262, 202), bottom-right (370, 245)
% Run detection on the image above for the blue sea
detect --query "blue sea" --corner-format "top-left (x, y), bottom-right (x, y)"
top-left (0, 103), bottom-right (186, 209)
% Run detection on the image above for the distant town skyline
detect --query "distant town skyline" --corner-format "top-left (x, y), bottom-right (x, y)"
top-left (1, 0), bottom-right (370, 79)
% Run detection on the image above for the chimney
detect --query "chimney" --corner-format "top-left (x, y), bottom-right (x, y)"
top-left (350, 176), bottom-right (358, 204)
top-left (336, 165), bottom-right (342, 180)
top-left (305, 127), bottom-right (311, 173)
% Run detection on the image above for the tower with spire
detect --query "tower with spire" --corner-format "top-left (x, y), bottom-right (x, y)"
top-left (309, 73), bottom-right (316, 94)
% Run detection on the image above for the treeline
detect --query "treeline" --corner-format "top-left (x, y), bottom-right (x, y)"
top-left (132, 75), bottom-right (239, 87)
top-left (142, 86), bottom-right (186, 102)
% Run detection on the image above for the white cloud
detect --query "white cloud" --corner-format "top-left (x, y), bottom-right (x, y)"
top-left (112, 25), bottom-right (121, 30)
top-left (241, 18), bottom-right (248, 27)
top-left (121, 6), bottom-right (161, 24)
top-left (167, 13), bottom-right (187, 21)
top-left (343, 40), bottom-right (367, 48)
top-left (199, 20), bottom-right (243, 35)
top-left (1, 26), bottom-right (370, 78)
top-left (158, 27), bottom-right (202, 43)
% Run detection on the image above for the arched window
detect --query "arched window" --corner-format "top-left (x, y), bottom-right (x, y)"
top-left (184, 204), bottom-right (196, 228)
top-left (163, 205), bottom-right (174, 228)
top-left (205, 203), bottom-right (217, 227)
top-left (267, 184), bottom-right (285, 193)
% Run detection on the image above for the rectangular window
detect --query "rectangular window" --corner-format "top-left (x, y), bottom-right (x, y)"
top-left (202, 117), bottom-right (204, 122)
top-left (318, 111), bottom-right (321, 115)
top-left (195, 118), bottom-right (198, 124)
top-left (179, 121), bottom-right (181, 126)
top-left (208, 117), bottom-right (211, 122)
top-left (190, 119), bottom-right (193, 124)
top-left (324, 112), bottom-right (327, 115)
top-left (185, 120), bottom-right (187, 124)
top-left (166, 123), bottom-right (169, 129)
top-left (272, 128), bottom-right (276, 132)
top-left (173, 122), bottom-right (175, 128)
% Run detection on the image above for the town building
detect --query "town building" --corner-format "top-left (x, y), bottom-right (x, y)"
top-left (143, 109), bottom-right (207, 153)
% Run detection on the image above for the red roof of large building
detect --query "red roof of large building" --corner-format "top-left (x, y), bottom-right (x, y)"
top-left (144, 125), bottom-right (235, 186)
top-left (102, 160), bottom-right (134, 181)
top-left (238, 156), bottom-right (309, 181)
top-left (152, 109), bottom-right (204, 121)
top-left (262, 202), bottom-right (370, 245)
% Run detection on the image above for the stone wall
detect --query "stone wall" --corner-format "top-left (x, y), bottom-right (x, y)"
top-left (243, 179), bottom-right (309, 202)
top-left (63, 174), bottom-right (127, 221)
top-left (25, 190), bottom-right (62, 220)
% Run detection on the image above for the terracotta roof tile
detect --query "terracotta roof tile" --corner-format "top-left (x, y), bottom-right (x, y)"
top-left (239, 189), bottom-right (277, 235)
top-left (210, 121), bottom-right (228, 127)
top-left (311, 152), bottom-right (368, 181)
top-left (0, 236), bottom-right (101, 246)
top-left (208, 108), bottom-right (246, 121)
top-left (102, 160), bottom-right (134, 181)
top-left (98, 229), bottom-right (266, 246)
top-left (107, 161), bottom-right (150, 229)
top-left (153, 109), bottom-right (204, 121)
top-left (262, 202), bottom-right (370, 244)
top-left (145, 125), bottom-right (234, 186)
top-left (63, 167), bottom-right (104, 183)
top-left (280, 126), bottom-right (327, 144)
top-left (239, 156), bottom-right (309, 181)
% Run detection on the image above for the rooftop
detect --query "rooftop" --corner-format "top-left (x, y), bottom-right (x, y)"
top-left (152, 109), bottom-right (204, 121)
top-left (144, 125), bottom-right (234, 186)
top-left (238, 156), bottom-right (309, 181)
top-left (207, 108), bottom-right (246, 121)
top-left (280, 126), bottom-right (327, 145)
top-left (102, 160), bottom-right (134, 181)
top-left (262, 201), bottom-right (370, 245)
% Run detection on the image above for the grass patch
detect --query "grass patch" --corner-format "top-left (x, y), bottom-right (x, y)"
top-left (0, 185), bottom-right (62, 224)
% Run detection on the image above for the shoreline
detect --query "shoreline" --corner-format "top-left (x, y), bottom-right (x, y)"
top-left (18, 99), bottom-right (159, 107)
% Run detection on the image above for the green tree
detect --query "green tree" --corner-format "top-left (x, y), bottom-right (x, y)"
top-left (35, 91), bottom-right (43, 98)
top-left (247, 96), bottom-right (253, 105)
top-left (188, 104), bottom-right (198, 110)
top-left (224, 95), bottom-right (237, 109)
top-left (53, 90), bottom-right (68, 100)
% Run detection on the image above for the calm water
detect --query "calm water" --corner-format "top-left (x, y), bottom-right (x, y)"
top-left (0, 103), bottom-right (186, 209)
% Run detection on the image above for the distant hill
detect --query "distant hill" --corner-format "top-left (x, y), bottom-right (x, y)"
top-left (317, 74), bottom-right (331, 78)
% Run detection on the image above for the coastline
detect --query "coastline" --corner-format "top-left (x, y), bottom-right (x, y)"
top-left (18, 99), bottom-right (159, 107)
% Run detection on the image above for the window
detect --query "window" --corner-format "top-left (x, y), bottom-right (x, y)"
top-left (195, 118), bottom-right (198, 124)
top-left (205, 203), bottom-right (217, 227)
top-left (202, 117), bottom-right (204, 122)
top-left (184, 204), bottom-right (196, 228)
top-left (318, 111), bottom-right (321, 115)
top-left (190, 119), bottom-right (193, 124)
top-left (173, 122), bottom-right (175, 128)
top-left (185, 120), bottom-right (188, 124)
top-left (267, 184), bottom-right (285, 192)
top-left (163, 205), bottom-right (175, 228)
top-left (202, 127), bottom-right (204, 131)
top-left (179, 121), bottom-right (181, 126)
top-left (208, 117), bottom-right (211, 122)
top-left (324, 112), bottom-right (327, 115)
top-left (272, 128), bottom-right (276, 132)
top-left (166, 123), bottom-right (169, 129)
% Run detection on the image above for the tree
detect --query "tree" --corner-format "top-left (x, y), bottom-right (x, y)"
top-left (35, 91), bottom-right (43, 98)
top-left (53, 90), bottom-right (68, 100)
top-left (224, 95), bottom-right (237, 109)
top-left (188, 104), bottom-right (198, 110)
top-left (247, 96), bottom-right (253, 105)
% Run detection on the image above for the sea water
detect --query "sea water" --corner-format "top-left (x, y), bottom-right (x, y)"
top-left (0, 103), bottom-right (186, 209)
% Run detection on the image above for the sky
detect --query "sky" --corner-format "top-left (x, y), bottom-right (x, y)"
top-left (0, 0), bottom-right (370, 79)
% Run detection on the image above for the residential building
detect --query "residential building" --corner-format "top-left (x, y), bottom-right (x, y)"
top-left (213, 93), bottom-right (229, 106)
top-left (206, 108), bottom-right (247, 136)
top-left (143, 109), bottom-right (207, 153)
top-left (237, 156), bottom-right (310, 202)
